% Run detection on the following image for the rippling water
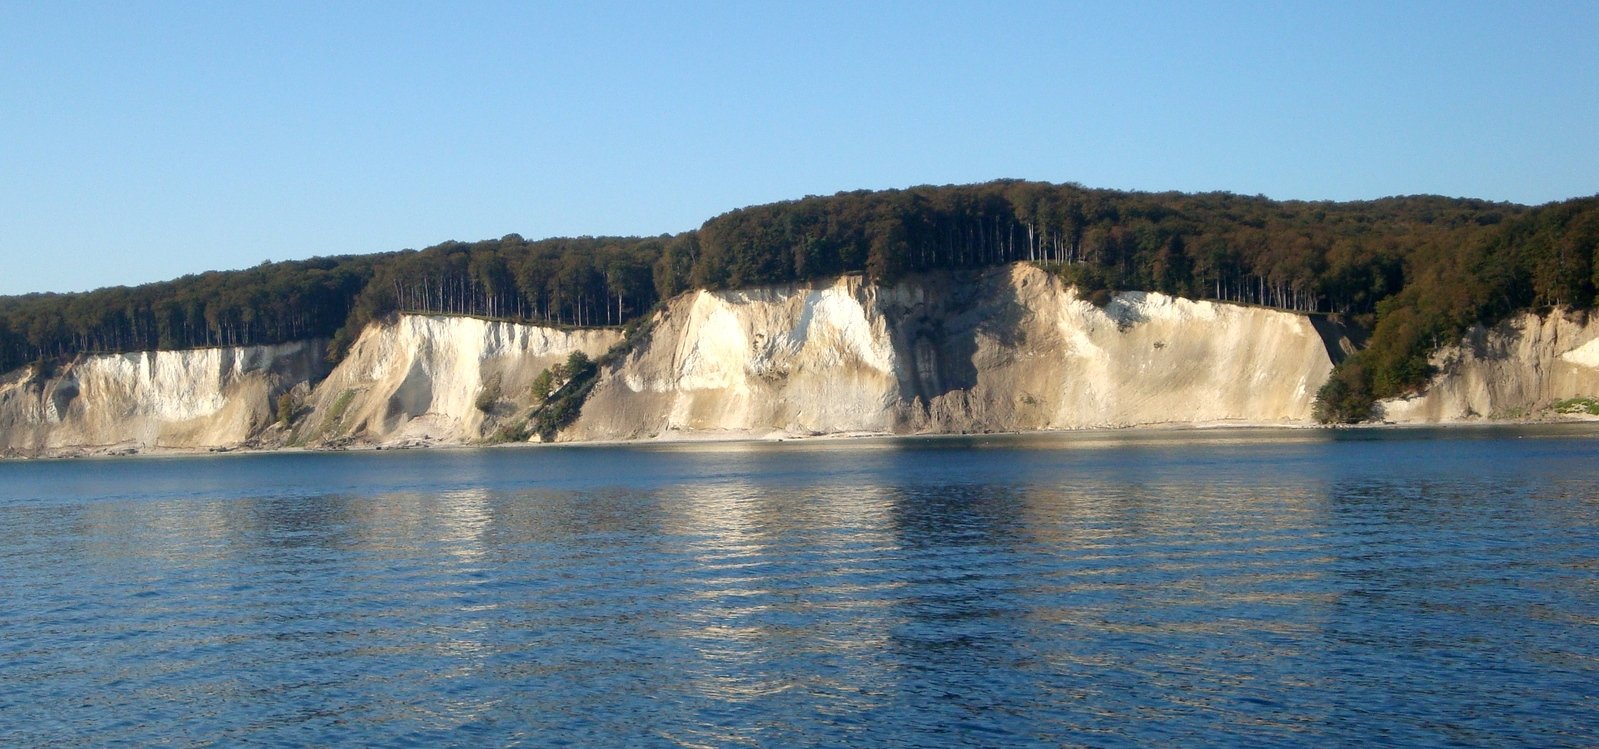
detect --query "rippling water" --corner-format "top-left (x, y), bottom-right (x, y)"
top-left (4, 426), bottom-right (1599, 747)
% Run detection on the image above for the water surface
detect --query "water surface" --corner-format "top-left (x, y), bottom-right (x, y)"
top-left (4, 426), bottom-right (1598, 746)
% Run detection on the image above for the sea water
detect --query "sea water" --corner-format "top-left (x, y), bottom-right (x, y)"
top-left (3, 426), bottom-right (1597, 746)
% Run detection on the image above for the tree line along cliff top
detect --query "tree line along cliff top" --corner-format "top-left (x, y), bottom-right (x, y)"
top-left (2, 180), bottom-right (1595, 422)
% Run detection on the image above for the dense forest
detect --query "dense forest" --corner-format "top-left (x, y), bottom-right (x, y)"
top-left (2, 180), bottom-right (1595, 422)
top-left (1315, 196), bottom-right (1599, 421)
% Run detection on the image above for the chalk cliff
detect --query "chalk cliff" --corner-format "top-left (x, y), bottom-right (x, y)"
top-left (0, 341), bottom-right (326, 457)
top-left (1378, 310), bottom-right (1599, 422)
top-left (290, 314), bottom-right (620, 447)
top-left (0, 315), bottom-right (620, 457)
top-left (19, 265), bottom-right (1596, 458)
top-left (564, 264), bottom-right (1336, 440)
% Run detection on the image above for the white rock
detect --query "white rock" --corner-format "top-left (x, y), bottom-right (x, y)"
top-left (1379, 310), bottom-right (1599, 422)
top-left (564, 264), bottom-right (1337, 440)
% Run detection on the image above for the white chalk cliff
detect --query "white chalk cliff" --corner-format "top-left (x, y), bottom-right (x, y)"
top-left (1378, 309), bottom-right (1599, 422)
top-left (292, 314), bottom-right (620, 446)
top-left (0, 341), bottom-right (326, 457)
top-left (0, 315), bottom-right (621, 457)
top-left (565, 264), bottom-right (1337, 440)
top-left (13, 264), bottom-right (1597, 458)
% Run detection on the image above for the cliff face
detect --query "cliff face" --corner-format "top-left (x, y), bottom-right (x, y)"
top-left (1379, 310), bottom-right (1599, 422)
top-left (290, 314), bottom-right (620, 446)
top-left (0, 315), bottom-right (620, 457)
top-left (0, 341), bottom-right (326, 457)
top-left (23, 265), bottom-right (1593, 458)
top-left (565, 264), bottom-right (1336, 440)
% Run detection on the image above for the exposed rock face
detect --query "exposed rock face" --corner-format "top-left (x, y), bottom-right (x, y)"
top-left (36, 265), bottom-right (1594, 457)
top-left (1379, 310), bottom-right (1599, 422)
top-left (565, 264), bottom-right (1337, 440)
top-left (0, 315), bottom-right (621, 457)
top-left (568, 279), bottom-right (902, 440)
top-left (0, 341), bottom-right (326, 457)
top-left (292, 314), bottom-right (620, 446)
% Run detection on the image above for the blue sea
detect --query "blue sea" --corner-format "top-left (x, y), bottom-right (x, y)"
top-left (4, 426), bottom-right (1598, 747)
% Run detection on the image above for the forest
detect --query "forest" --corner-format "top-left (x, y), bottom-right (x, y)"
top-left (1, 180), bottom-right (1594, 422)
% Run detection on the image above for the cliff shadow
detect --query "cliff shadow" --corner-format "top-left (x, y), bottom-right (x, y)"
top-left (902, 321), bottom-right (978, 403)
top-left (1309, 314), bottom-right (1371, 365)
top-left (888, 268), bottom-right (1033, 404)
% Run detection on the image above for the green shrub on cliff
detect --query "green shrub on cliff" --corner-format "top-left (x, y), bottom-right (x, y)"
top-left (276, 392), bottom-right (301, 426)
top-left (527, 351), bottom-right (598, 441)
top-left (1552, 397), bottom-right (1599, 415)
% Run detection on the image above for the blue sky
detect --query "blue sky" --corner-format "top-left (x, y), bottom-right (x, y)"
top-left (2, 1), bottom-right (1596, 295)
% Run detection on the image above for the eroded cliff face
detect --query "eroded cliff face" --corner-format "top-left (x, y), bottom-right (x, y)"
top-left (0, 315), bottom-right (621, 457)
top-left (0, 341), bottom-right (326, 457)
top-left (565, 264), bottom-right (1337, 440)
top-left (34, 265), bottom-right (1590, 457)
top-left (1379, 310), bottom-right (1599, 422)
top-left (567, 279), bottom-right (902, 440)
top-left (291, 314), bottom-right (620, 446)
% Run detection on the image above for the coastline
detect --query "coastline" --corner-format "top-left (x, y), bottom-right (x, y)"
top-left (8, 414), bottom-right (1599, 462)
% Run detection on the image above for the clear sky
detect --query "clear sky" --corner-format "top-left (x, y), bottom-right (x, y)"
top-left (2, 1), bottom-right (1596, 295)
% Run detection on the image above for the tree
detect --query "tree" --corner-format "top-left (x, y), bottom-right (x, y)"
top-left (530, 368), bottom-right (555, 403)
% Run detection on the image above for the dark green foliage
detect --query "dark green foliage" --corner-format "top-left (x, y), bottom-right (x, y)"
top-left (528, 351), bottom-right (599, 441)
top-left (276, 392), bottom-right (300, 426)
top-left (330, 235), bottom-right (666, 360)
top-left (563, 350), bottom-right (592, 377)
top-left (1552, 397), bottom-right (1599, 415)
top-left (516, 320), bottom-right (657, 442)
top-left (1313, 196), bottom-right (1599, 422)
top-left (0, 255), bottom-right (375, 374)
top-left (29, 356), bottom-right (56, 383)
top-left (529, 369), bottom-right (555, 403)
top-left (1312, 363), bottom-right (1375, 424)
top-left (0, 233), bottom-right (669, 373)
top-left (474, 375), bottom-right (502, 413)
top-left (686, 181), bottom-right (1519, 318)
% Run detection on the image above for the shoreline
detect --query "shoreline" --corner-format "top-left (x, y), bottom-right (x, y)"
top-left (7, 415), bottom-right (1599, 462)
